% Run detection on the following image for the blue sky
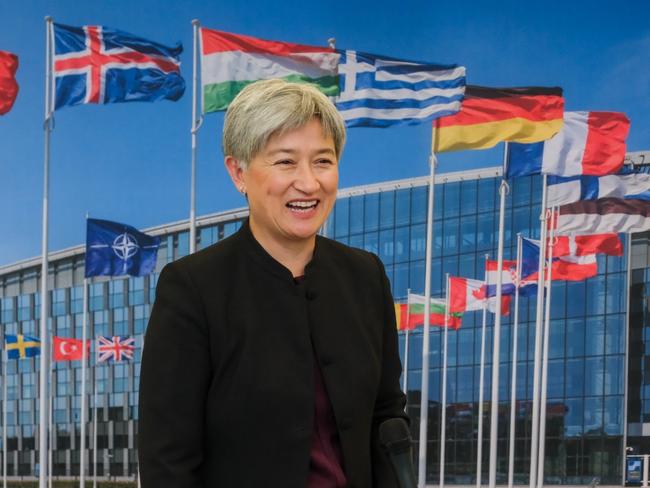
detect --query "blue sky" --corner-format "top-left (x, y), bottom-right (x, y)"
top-left (0, 0), bottom-right (648, 267)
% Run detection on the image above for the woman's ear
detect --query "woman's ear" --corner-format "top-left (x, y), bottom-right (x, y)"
top-left (224, 156), bottom-right (246, 195)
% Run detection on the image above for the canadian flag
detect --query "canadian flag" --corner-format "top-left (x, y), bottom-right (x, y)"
top-left (449, 277), bottom-right (511, 315)
top-left (53, 337), bottom-right (90, 362)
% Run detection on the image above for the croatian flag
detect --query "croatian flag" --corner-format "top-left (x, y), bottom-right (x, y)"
top-left (506, 111), bottom-right (630, 178)
top-left (521, 238), bottom-right (598, 284)
top-left (53, 23), bottom-right (185, 109)
top-left (449, 277), bottom-right (511, 315)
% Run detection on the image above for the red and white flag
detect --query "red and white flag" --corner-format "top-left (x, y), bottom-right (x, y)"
top-left (524, 238), bottom-right (598, 282)
top-left (0, 50), bottom-right (19, 115)
top-left (53, 337), bottom-right (90, 362)
top-left (552, 233), bottom-right (622, 257)
top-left (449, 277), bottom-right (511, 315)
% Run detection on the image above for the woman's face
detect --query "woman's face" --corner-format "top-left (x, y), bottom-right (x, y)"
top-left (233, 118), bottom-right (339, 248)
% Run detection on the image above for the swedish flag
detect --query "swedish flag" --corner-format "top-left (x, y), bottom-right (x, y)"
top-left (5, 334), bottom-right (41, 360)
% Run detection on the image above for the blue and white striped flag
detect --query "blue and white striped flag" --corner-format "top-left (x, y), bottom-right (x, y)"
top-left (334, 50), bottom-right (466, 128)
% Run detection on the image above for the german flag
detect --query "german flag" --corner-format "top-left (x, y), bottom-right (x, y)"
top-left (433, 86), bottom-right (564, 152)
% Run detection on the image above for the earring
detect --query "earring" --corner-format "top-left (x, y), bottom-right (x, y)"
top-left (239, 186), bottom-right (246, 195)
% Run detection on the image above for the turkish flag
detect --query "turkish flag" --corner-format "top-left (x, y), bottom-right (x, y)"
top-left (53, 337), bottom-right (90, 361)
top-left (0, 51), bottom-right (18, 115)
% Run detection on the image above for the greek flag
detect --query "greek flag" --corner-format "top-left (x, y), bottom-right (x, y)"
top-left (334, 50), bottom-right (466, 128)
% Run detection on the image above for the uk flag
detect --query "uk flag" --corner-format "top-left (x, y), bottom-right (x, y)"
top-left (53, 23), bottom-right (185, 109)
top-left (97, 336), bottom-right (135, 363)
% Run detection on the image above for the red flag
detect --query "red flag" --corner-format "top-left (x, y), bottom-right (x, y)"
top-left (552, 233), bottom-right (622, 257)
top-left (0, 51), bottom-right (19, 115)
top-left (53, 337), bottom-right (90, 361)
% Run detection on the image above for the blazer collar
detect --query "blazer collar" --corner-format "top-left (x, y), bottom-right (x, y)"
top-left (237, 219), bottom-right (324, 283)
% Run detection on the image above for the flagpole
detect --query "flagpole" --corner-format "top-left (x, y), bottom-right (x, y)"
top-left (418, 152), bottom-right (438, 488)
top-left (39, 16), bottom-right (54, 488)
top-left (3, 350), bottom-right (7, 488)
top-left (189, 19), bottom-right (202, 255)
top-left (622, 232), bottom-right (632, 485)
top-left (536, 207), bottom-right (556, 488)
top-left (93, 354), bottom-right (97, 488)
top-left (488, 145), bottom-right (510, 488)
top-left (476, 253), bottom-right (489, 488)
top-left (48, 339), bottom-right (53, 488)
top-left (507, 234), bottom-right (523, 488)
top-left (529, 174), bottom-right (549, 488)
top-left (80, 277), bottom-right (89, 488)
top-left (439, 274), bottom-right (450, 488)
top-left (403, 289), bottom-right (411, 395)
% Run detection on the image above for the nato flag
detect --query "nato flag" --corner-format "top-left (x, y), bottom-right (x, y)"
top-left (85, 218), bottom-right (160, 278)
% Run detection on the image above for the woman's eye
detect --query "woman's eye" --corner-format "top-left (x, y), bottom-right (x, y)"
top-left (274, 159), bottom-right (293, 166)
top-left (315, 159), bottom-right (333, 165)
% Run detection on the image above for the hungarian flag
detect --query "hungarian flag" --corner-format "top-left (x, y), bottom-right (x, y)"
top-left (199, 28), bottom-right (340, 113)
top-left (449, 277), bottom-right (511, 315)
top-left (433, 85), bottom-right (564, 152)
top-left (394, 293), bottom-right (462, 330)
top-left (506, 111), bottom-right (630, 178)
top-left (53, 337), bottom-right (90, 361)
top-left (0, 50), bottom-right (19, 115)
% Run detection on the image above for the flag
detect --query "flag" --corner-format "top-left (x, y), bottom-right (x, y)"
top-left (53, 23), bottom-right (185, 109)
top-left (85, 218), bottom-right (160, 278)
top-left (0, 50), bottom-right (18, 115)
top-left (396, 293), bottom-right (463, 330)
top-left (553, 234), bottom-right (622, 257)
top-left (554, 198), bottom-right (650, 235)
top-left (521, 238), bottom-right (597, 283)
top-left (199, 28), bottom-right (339, 113)
top-left (97, 336), bottom-right (135, 362)
top-left (53, 337), bottom-right (90, 361)
top-left (449, 277), bottom-right (511, 315)
top-left (506, 111), bottom-right (630, 178)
top-left (433, 85), bottom-right (564, 152)
top-left (334, 50), bottom-right (465, 127)
top-left (5, 334), bottom-right (41, 360)
top-left (485, 259), bottom-right (518, 296)
top-left (548, 171), bottom-right (650, 207)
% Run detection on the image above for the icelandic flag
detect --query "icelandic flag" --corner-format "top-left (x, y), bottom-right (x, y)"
top-left (53, 23), bottom-right (185, 109)
top-left (548, 170), bottom-right (650, 207)
top-left (85, 218), bottom-right (160, 278)
top-left (521, 237), bottom-right (598, 285)
top-left (505, 111), bottom-right (630, 178)
top-left (334, 50), bottom-right (466, 128)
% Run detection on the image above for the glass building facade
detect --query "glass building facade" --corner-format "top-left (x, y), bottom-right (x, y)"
top-left (0, 166), bottom-right (638, 483)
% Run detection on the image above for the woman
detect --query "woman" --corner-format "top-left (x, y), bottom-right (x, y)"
top-left (139, 79), bottom-right (408, 488)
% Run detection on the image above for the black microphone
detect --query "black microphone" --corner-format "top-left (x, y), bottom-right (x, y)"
top-left (379, 418), bottom-right (417, 488)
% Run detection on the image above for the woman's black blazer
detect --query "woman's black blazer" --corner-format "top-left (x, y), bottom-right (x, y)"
top-left (138, 221), bottom-right (408, 488)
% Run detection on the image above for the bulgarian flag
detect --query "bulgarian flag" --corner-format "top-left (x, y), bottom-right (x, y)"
top-left (199, 28), bottom-right (340, 113)
top-left (449, 277), bottom-right (511, 315)
top-left (394, 294), bottom-right (462, 331)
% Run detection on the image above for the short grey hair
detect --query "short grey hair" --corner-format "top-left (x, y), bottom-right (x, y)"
top-left (222, 79), bottom-right (346, 169)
